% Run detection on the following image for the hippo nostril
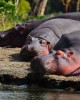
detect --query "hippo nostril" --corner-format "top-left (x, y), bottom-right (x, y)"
top-left (56, 50), bottom-right (64, 57)
top-left (26, 45), bottom-right (28, 49)
top-left (26, 45), bottom-right (35, 52)
top-left (31, 47), bottom-right (35, 51)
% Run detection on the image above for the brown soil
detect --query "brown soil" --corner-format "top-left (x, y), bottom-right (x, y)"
top-left (0, 47), bottom-right (30, 78)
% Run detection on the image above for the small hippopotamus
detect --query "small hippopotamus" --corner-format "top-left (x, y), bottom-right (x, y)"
top-left (1, 12), bottom-right (80, 47)
top-left (30, 30), bottom-right (80, 76)
top-left (20, 18), bottom-right (80, 61)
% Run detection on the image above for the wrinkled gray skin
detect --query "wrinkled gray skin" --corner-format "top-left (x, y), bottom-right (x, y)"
top-left (20, 18), bottom-right (80, 61)
top-left (30, 31), bottom-right (80, 76)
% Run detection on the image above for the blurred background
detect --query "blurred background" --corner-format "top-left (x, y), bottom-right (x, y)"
top-left (0, 0), bottom-right (80, 30)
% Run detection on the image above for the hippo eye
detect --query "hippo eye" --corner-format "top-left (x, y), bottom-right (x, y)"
top-left (26, 36), bottom-right (33, 44)
top-left (40, 40), bottom-right (42, 44)
top-left (40, 40), bottom-right (47, 45)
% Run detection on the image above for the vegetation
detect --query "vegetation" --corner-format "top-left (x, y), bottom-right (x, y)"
top-left (0, 0), bottom-right (80, 31)
top-left (0, 0), bottom-right (31, 30)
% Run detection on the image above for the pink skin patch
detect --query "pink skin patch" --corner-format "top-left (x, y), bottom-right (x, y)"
top-left (51, 50), bottom-right (80, 75)
top-left (39, 49), bottom-right (49, 55)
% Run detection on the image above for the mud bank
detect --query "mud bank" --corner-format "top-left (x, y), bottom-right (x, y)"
top-left (0, 47), bottom-right (80, 91)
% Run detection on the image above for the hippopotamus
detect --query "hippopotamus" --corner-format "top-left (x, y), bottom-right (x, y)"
top-left (0, 19), bottom-right (49, 47)
top-left (20, 18), bottom-right (80, 61)
top-left (30, 30), bottom-right (80, 76)
top-left (1, 12), bottom-right (80, 47)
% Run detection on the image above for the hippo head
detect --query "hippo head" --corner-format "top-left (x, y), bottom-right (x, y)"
top-left (20, 35), bottom-right (53, 61)
top-left (14, 23), bottom-right (28, 35)
top-left (30, 49), bottom-right (80, 75)
top-left (0, 24), bottom-right (28, 47)
top-left (0, 29), bottom-right (15, 47)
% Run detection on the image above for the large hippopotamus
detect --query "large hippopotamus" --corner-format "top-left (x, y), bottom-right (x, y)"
top-left (30, 30), bottom-right (80, 76)
top-left (20, 18), bottom-right (80, 61)
top-left (1, 12), bottom-right (80, 47)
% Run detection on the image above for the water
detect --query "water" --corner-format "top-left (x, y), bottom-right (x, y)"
top-left (0, 85), bottom-right (80, 100)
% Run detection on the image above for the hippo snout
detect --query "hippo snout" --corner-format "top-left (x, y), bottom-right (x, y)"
top-left (0, 32), bottom-right (10, 46)
top-left (30, 56), bottom-right (46, 74)
top-left (30, 53), bottom-right (57, 74)
top-left (20, 45), bottom-right (38, 61)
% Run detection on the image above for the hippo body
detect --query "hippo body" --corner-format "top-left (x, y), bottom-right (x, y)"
top-left (54, 12), bottom-right (80, 21)
top-left (1, 12), bottom-right (80, 47)
top-left (30, 30), bottom-right (80, 76)
top-left (0, 20), bottom-right (47, 47)
top-left (29, 18), bottom-right (80, 46)
top-left (20, 18), bottom-right (80, 61)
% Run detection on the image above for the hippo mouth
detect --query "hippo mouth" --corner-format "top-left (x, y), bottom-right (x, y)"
top-left (20, 46), bottom-right (50, 61)
top-left (20, 46), bottom-right (38, 61)
top-left (30, 56), bottom-right (46, 74)
top-left (30, 52), bottom-right (57, 74)
top-left (0, 36), bottom-right (11, 47)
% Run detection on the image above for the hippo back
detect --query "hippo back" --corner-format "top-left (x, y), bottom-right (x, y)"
top-left (29, 18), bottom-right (80, 46)
top-left (54, 12), bottom-right (80, 21)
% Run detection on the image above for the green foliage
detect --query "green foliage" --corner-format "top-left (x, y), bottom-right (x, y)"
top-left (0, 0), bottom-right (6, 13)
top-left (0, 0), bottom-right (15, 15)
top-left (0, 0), bottom-right (16, 30)
top-left (0, 0), bottom-right (31, 30)
top-left (4, 1), bottom-right (15, 15)
top-left (0, 0), bottom-right (80, 31)
top-left (18, 0), bottom-right (31, 18)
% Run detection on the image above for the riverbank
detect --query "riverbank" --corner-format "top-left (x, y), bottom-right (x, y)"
top-left (0, 47), bottom-right (80, 91)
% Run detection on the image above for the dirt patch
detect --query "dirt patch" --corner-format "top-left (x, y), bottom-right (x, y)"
top-left (0, 47), bottom-right (30, 78)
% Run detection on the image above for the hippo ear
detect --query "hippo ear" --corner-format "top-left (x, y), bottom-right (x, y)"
top-left (31, 37), bottom-right (36, 41)
top-left (28, 35), bottom-right (36, 41)
top-left (28, 35), bottom-right (32, 40)
top-left (67, 51), bottom-right (73, 57)
top-left (47, 41), bottom-right (50, 44)
top-left (12, 24), bottom-right (20, 31)
top-left (47, 42), bottom-right (53, 52)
